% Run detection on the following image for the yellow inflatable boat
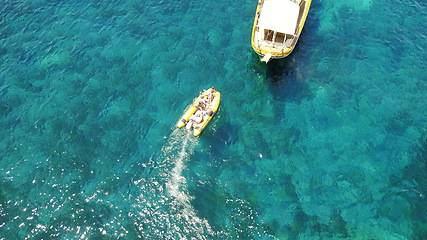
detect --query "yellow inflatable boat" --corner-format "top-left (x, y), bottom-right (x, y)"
top-left (177, 87), bottom-right (220, 136)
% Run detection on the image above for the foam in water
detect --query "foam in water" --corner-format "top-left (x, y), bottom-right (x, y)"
top-left (130, 129), bottom-right (215, 239)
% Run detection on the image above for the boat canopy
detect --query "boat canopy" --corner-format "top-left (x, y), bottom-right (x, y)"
top-left (258, 0), bottom-right (300, 35)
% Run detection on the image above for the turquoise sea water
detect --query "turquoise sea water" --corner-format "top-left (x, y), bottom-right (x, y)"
top-left (1, 0), bottom-right (426, 239)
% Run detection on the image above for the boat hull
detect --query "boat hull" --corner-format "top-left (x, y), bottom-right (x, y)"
top-left (251, 0), bottom-right (311, 61)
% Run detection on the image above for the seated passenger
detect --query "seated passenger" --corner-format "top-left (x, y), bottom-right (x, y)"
top-left (197, 101), bottom-right (206, 110)
top-left (201, 95), bottom-right (210, 106)
top-left (205, 109), bottom-right (214, 116)
top-left (192, 111), bottom-right (204, 124)
top-left (186, 111), bottom-right (203, 130)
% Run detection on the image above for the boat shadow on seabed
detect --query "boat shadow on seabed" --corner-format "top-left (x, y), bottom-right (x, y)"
top-left (251, 54), bottom-right (312, 104)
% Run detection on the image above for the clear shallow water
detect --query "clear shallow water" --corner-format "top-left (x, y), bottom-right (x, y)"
top-left (0, 0), bottom-right (426, 239)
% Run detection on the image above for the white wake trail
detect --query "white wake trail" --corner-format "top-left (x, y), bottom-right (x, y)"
top-left (165, 130), bottom-right (214, 238)
top-left (166, 132), bottom-right (190, 200)
top-left (132, 128), bottom-right (214, 239)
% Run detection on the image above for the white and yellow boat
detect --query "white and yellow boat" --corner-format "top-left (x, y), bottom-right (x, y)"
top-left (251, 0), bottom-right (311, 62)
top-left (177, 87), bottom-right (220, 136)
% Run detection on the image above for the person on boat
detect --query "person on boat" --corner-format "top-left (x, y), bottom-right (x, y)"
top-left (207, 91), bottom-right (214, 102)
top-left (186, 111), bottom-right (204, 129)
top-left (204, 87), bottom-right (215, 99)
top-left (200, 95), bottom-right (210, 108)
top-left (202, 87), bottom-right (215, 95)
top-left (208, 87), bottom-right (215, 95)
top-left (197, 87), bottom-right (214, 109)
top-left (205, 109), bottom-right (213, 117)
top-left (197, 100), bottom-right (206, 110)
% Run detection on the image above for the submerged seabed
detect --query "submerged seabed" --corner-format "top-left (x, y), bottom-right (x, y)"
top-left (1, 0), bottom-right (426, 239)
